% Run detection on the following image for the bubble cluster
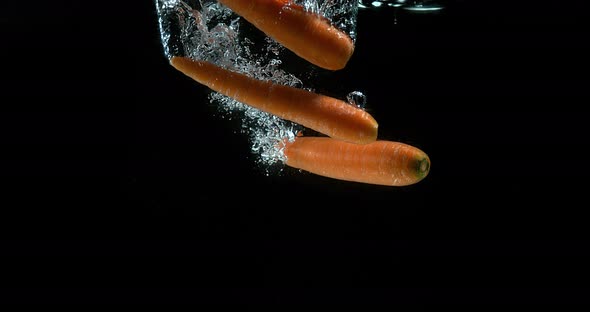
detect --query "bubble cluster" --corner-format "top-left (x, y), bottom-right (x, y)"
top-left (155, 0), bottom-right (361, 174)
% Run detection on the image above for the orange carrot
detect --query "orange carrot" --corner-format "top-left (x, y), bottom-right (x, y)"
top-left (283, 137), bottom-right (430, 186)
top-left (170, 56), bottom-right (378, 144)
top-left (217, 0), bottom-right (355, 70)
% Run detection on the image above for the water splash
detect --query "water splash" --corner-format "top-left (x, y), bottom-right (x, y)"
top-left (155, 0), bottom-right (361, 175)
top-left (358, 0), bottom-right (444, 13)
top-left (403, 1), bottom-right (445, 13)
top-left (294, 0), bottom-right (360, 42)
top-left (358, 0), bottom-right (407, 9)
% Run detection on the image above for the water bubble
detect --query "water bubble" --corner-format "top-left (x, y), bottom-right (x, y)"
top-left (346, 91), bottom-right (367, 109)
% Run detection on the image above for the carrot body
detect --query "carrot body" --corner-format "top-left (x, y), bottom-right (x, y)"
top-left (171, 56), bottom-right (378, 144)
top-left (217, 0), bottom-right (355, 70)
top-left (283, 137), bottom-right (430, 186)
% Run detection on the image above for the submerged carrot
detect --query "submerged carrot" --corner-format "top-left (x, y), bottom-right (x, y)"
top-left (217, 0), bottom-right (355, 70)
top-left (283, 137), bottom-right (430, 186)
top-left (170, 56), bottom-right (378, 144)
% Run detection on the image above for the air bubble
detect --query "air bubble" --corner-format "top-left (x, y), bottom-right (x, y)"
top-left (346, 91), bottom-right (367, 109)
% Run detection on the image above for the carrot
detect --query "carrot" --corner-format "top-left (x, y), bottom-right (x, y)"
top-left (170, 56), bottom-right (378, 144)
top-left (217, 0), bottom-right (355, 70)
top-left (283, 137), bottom-right (430, 186)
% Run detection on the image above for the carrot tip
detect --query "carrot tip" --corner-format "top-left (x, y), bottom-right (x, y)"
top-left (413, 155), bottom-right (431, 181)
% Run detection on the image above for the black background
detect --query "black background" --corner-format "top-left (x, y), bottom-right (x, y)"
top-left (1, 0), bottom-right (590, 304)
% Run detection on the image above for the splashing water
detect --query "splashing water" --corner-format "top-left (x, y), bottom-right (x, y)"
top-left (295, 0), bottom-right (359, 41)
top-left (358, 0), bottom-right (444, 12)
top-left (155, 0), bottom-right (360, 175)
